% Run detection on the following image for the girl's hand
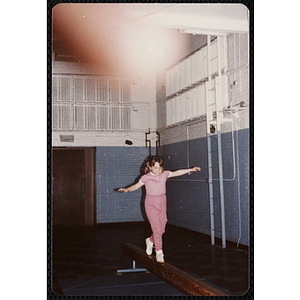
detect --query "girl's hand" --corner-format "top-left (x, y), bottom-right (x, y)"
top-left (118, 188), bottom-right (128, 193)
top-left (191, 167), bottom-right (201, 172)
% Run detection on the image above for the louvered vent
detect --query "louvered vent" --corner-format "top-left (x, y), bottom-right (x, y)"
top-left (52, 75), bottom-right (132, 131)
top-left (60, 135), bottom-right (74, 142)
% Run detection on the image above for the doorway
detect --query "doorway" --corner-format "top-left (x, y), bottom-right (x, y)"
top-left (52, 147), bottom-right (95, 226)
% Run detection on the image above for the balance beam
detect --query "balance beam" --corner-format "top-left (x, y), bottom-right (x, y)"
top-left (123, 243), bottom-right (229, 296)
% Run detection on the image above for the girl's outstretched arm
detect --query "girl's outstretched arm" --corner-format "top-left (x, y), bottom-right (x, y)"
top-left (170, 167), bottom-right (201, 178)
top-left (118, 181), bottom-right (144, 193)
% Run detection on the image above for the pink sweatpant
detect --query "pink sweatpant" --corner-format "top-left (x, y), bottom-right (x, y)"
top-left (145, 195), bottom-right (167, 251)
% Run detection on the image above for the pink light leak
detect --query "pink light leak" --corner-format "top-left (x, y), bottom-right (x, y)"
top-left (53, 4), bottom-right (181, 75)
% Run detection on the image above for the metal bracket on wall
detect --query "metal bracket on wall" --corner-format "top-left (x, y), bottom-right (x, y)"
top-left (156, 131), bottom-right (160, 156)
top-left (145, 130), bottom-right (151, 156)
top-left (145, 131), bottom-right (161, 156)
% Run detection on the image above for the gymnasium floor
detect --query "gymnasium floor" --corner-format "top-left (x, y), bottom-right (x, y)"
top-left (51, 222), bottom-right (250, 296)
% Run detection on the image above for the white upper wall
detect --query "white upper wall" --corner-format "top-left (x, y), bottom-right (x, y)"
top-left (52, 61), bottom-right (157, 147)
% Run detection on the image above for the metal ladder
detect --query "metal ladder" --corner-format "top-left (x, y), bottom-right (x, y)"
top-left (205, 35), bottom-right (230, 248)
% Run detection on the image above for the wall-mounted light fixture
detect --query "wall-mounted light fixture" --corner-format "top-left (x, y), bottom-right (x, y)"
top-left (125, 140), bottom-right (133, 145)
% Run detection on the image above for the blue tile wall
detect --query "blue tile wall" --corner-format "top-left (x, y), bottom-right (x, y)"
top-left (96, 147), bottom-right (154, 223)
top-left (161, 128), bottom-right (249, 246)
top-left (160, 138), bottom-right (211, 235)
top-left (95, 128), bottom-right (249, 246)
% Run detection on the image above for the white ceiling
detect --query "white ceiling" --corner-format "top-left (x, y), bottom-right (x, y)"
top-left (53, 3), bottom-right (249, 36)
top-left (52, 3), bottom-right (249, 69)
top-left (116, 3), bottom-right (249, 34)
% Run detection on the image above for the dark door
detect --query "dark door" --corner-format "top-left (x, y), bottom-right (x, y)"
top-left (52, 149), bottom-right (85, 226)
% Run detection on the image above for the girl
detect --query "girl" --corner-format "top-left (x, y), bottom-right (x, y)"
top-left (118, 155), bottom-right (201, 263)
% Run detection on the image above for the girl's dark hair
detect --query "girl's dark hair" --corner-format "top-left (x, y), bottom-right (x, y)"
top-left (144, 156), bottom-right (164, 174)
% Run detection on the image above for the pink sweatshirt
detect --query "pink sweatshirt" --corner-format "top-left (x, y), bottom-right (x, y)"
top-left (139, 170), bottom-right (171, 196)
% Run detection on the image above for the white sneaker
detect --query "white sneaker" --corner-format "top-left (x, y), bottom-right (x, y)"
top-left (156, 250), bottom-right (164, 263)
top-left (145, 238), bottom-right (154, 256)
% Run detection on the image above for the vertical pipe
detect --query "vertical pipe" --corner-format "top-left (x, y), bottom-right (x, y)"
top-left (216, 36), bottom-right (226, 248)
top-left (217, 128), bottom-right (226, 248)
top-left (235, 115), bottom-right (242, 247)
top-left (186, 126), bottom-right (190, 172)
top-left (207, 132), bottom-right (215, 246)
top-left (223, 36), bottom-right (229, 109)
top-left (206, 35), bottom-right (215, 246)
